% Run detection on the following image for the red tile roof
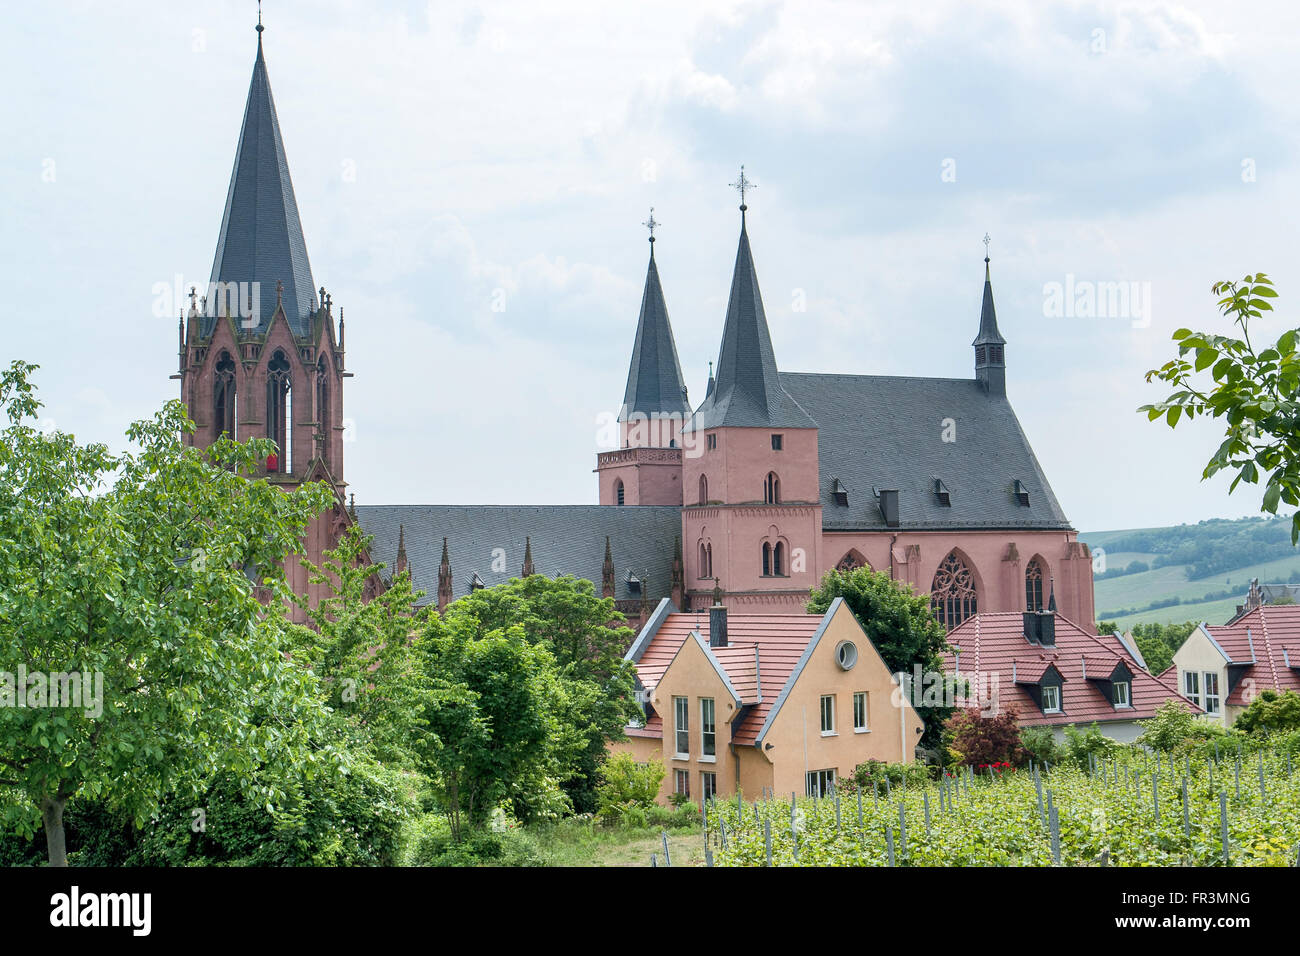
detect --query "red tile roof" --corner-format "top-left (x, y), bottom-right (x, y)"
top-left (627, 610), bottom-right (826, 747)
top-left (942, 612), bottom-right (1192, 727)
top-left (626, 715), bottom-right (662, 739)
top-left (1207, 605), bottom-right (1300, 705)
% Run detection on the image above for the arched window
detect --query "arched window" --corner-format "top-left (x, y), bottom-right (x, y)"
top-left (266, 350), bottom-right (292, 473)
top-left (706, 544), bottom-right (712, 578)
top-left (762, 542), bottom-right (772, 576)
top-left (699, 542), bottom-right (708, 578)
top-left (773, 541), bottom-right (785, 576)
top-left (615, 480), bottom-right (625, 506)
top-left (698, 474), bottom-right (708, 505)
top-left (836, 550), bottom-right (868, 572)
top-left (764, 472), bottom-right (781, 505)
top-left (316, 356), bottom-right (330, 468)
top-left (931, 551), bottom-right (978, 631)
top-left (1025, 558), bottom-right (1044, 612)
top-left (214, 351), bottom-right (237, 440)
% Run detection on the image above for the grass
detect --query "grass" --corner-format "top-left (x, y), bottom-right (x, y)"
top-left (527, 818), bottom-right (707, 866)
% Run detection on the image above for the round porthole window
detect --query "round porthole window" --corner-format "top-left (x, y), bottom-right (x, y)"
top-left (835, 640), bottom-right (858, 670)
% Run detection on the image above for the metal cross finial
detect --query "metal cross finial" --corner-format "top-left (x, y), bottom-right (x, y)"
top-left (643, 207), bottom-right (660, 244)
top-left (730, 165), bottom-right (756, 209)
top-left (983, 233), bottom-right (991, 262)
top-left (257, 0), bottom-right (264, 34)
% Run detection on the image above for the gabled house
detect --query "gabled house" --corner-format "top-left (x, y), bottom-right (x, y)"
top-left (940, 604), bottom-right (1191, 742)
top-left (611, 597), bottom-right (924, 802)
top-left (1169, 604), bottom-right (1300, 727)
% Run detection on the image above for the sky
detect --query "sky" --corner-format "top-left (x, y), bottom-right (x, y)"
top-left (3, 0), bottom-right (1298, 533)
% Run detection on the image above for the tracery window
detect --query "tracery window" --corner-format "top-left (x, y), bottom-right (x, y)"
top-left (931, 551), bottom-right (977, 631)
top-left (836, 550), bottom-right (867, 572)
top-left (266, 350), bottom-right (292, 473)
top-left (1025, 558), bottom-right (1044, 612)
top-left (214, 351), bottom-right (237, 440)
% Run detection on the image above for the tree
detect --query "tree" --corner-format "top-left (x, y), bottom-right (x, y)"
top-left (807, 566), bottom-right (951, 746)
top-left (448, 575), bottom-right (640, 813)
top-left (1233, 689), bottom-right (1300, 735)
top-left (1135, 699), bottom-right (1220, 752)
top-left (0, 361), bottom-right (338, 865)
top-left (945, 706), bottom-right (1028, 767)
top-left (1141, 273), bottom-right (1300, 541)
top-left (413, 612), bottom-right (562, 841)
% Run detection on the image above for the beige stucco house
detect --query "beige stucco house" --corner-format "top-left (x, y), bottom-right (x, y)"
top-left (609, 597), bottom-right (924, 803)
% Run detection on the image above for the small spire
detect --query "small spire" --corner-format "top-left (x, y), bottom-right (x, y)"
top-left (396, 523), bottom-right (407, 574)
top-left (712, 576), bottom-right (724, 606)
top-left (348, 492), bottom-right (356, 520)
top-left (522, 536), bottom-right (535, 577)
top-left (1047, 576), bottom-right (1057, 614)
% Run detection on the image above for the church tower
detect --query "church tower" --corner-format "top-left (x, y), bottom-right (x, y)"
top-left (176, 18), bottom-right (349, 620)
top-left (973, 238), bottom-right (1006, 396)
top-left (596, 211), bottom-right (692, 506)
top-left (680, 170), bottom-right (823, 611)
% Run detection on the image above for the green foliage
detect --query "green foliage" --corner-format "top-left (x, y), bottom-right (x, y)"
top-left (843, 759), bottom-right (931, 791)
top-left (807, 566), bottom-right (951, 746)
top-left (595, 752), bottom-right (665, 821)
top-left (1019, 726), bottom-right (1061, 766)
top-left (1140, 274), bottom-right (1300, 543)
top-left (946, 707), bottom-right (1029, 767)
top-left (1234, 690), bottom-right (1300, 735)
top-left (1136, 700), bottom-right (1225, 752)
top-left (1062, 723), bottom-right (1119, 770)
top-left (0, 361), bottom-right (338, 866)
top-left (402, 820), bottom-right (543, 867)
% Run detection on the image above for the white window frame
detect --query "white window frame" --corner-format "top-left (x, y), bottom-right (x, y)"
top-left (1041, 684), bottom-right (1061, 713)
top-left (701, 771), bottom-right (717, 802)
top-left (1184, 670), bottom-right (1200, 708)
top-left (1203, 671), bottom-right (1221, 716)
top-left (820, 694), bottom-right (836, 735)
top-left (853, 691), bottom-right (869, 732)
top-left (806, 769), bottom-right (836, 798)
top-left (1112, 681), bottom-right (1131, 708)
top-left (673, 696), bottom-right (689, 759)
top-left (674, 769), bottom-right (690, 797)
top-left (700, 697), bottom-right (716, 761)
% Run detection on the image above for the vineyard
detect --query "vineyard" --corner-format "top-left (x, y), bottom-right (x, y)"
top-left (694, 749), bottom-right (1300, 867)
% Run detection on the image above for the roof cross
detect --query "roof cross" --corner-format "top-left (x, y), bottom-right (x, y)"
top-left (983, 232), bottom-right (992, 263)
top-left (642, 207), bottom-right (660, 244)
top-left (730, 165), bottom-right (756, 210)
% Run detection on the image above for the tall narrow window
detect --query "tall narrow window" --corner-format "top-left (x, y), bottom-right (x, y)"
top-left (316, 356), bottom-right (330, 469)
top-left (266, 350), bottom-right (292, 473)
top-left (764, 472), bottom-right (781, 505)
top-left (705, 544), bottom-right (712, 579)
top-left (1203, 672), bottom-right (1221, 715)
top-left (820, 694), bottom-right (835, 735)
top-left (762, 542), bottom-right (772, 576)
top-left (853, 692), bottom-right (868, 732)
top-left (674, 769), bottom-right (690, 797)
top-left (701, 771), bottom-right (717, 801)
top-left (615, 480), bottom-right (625, 506)
top-left (673, 696), bottom-right (689, 757)
top-left (699, 542), bottom-right (708, 578)
top-left (700, 698), bottom-right (715, 758)
top-left (698, 474), bottom-right (708, 505)
top-left (931, 551), bottom-right (977, 631)
top-left (1183, 671), bottom-right (1201, 708)
top-left (1025, 558), bottom-right (1044, 612)
top-left (213, 351), bottom-right (237, 440)
top-left (773, 541), bottom-right (785, 576)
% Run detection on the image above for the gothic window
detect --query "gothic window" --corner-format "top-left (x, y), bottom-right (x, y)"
top-left (773, 541), bottom-right (785, 576)
top-left (764, 472), bottom-right (781, 505)
top-left (706, 544), bottom-right (712, 578)
top-left (931, 551), bottom-right (978, 631)
top-left (615, 480), bottom-right (625, 506)
top-left (266, 350), bottom-right (292, 474)
top-left (213, 351), bottom-right (237, 440)
top-left (699, 474), bottom-right (708, 505)
top-left (316, 356), bottom-right (330, 468)
top-left (762, 542), bottom-right (772, 576)
top-left (1025, 558), bottom-right (1044, 612)
top-left (836, 550), bottom-right (868, 572)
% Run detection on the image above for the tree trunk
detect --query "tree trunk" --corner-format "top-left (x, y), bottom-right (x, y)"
top-left (42, 795), bottom-right (69, 867)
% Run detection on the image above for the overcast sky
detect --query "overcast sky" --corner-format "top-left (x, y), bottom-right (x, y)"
top-left (4, 0), bottom-right (1298, 533)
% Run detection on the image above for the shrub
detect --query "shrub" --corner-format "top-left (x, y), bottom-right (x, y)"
top-left (1233, 690), bottom-right (1300, 735)
top-left (595, 752), bottom-right (665, 817)
top-left (843, 759), bottom-right (931, 791)
top-left (1020, 726), bottom-right (1061, 765)
top-left (1136, 699), bottom-right (1224, 752)
top-left (1062, 723), bottom-right (1118, 769)
top-left (946, 706), bottom-right (1029, 767)
top-left (402, 820), bottom-right (542, 866)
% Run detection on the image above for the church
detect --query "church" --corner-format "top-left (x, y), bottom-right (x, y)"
top-left (175, 24), bottom-right (1096, 634)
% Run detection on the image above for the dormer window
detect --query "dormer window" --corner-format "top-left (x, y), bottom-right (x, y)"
top-left (831, 478), bottom-right (849, 508)
top-left (626, 570), bottom-right (642, 594)
top-left (1041, 684), bottom-right (1061, 713)
top-left (933, 479), bottom-right (951, 507)
top-left (1112, 681), bottom-right (1131, 707)
top-left (470, 572), bottom-right (485, 591)
top-left (1013, 480), bottom-right (1030, 507)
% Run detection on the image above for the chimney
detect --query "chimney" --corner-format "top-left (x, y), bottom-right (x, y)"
top-left (1023, 612), bottom-right (1040, 643)
top-left (879, 489), bottom-right (900, 528)
top-left (709, 595), bottom-right (728, 648)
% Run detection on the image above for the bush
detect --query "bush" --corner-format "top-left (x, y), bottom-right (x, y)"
top-left (1233, 690), bottom-right (1300, 735)
top-left (401, 817), bottom-right (542, 866)
top-left (842, 759), bottom-right (931, 792)
top-left (595, 752), bottom-right (665, 820)
top-left (946, 706), bottom-right (1029, 767)
top-left (1062, 723), bottom-right (1118, 769)
top-left (1136, 700), bottom-right (1225, 752)
top-left (1019, 726), bottom-right (1061, 766)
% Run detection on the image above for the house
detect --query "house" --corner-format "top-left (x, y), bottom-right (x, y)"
top-left (940, 603), bottom-right (1191, 743)
top-left (1168, 604), bottom-right (1300, 727)
top-left (610, 596), bottom-right (924, 802)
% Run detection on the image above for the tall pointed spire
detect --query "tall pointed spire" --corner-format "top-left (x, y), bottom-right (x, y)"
top-left (522, 537), bottom-right (535, 577)
top-left (437, 537), bottom-right (453, 612)
top-left (973, 234), bottom-right (1006, 396)
top-left (206, 19), bottom-right (316, 337)
top-left (690, 171), bottom-right (814, 430)
top-left (621, 211), bottom-right (691, 422)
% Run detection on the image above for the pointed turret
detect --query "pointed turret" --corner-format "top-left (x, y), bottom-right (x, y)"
top-left (206, 23), bottom-right (317, 337)
top-left (522, 537), bottom-right (535, 577)
top-left (601, 536), bottom-right (616, 598)
top-left (973, 238), bottom-right (1006, 396)
top-left (620, 212), bottom-right (691, 425)
top-left (690, 189), bottom-right (814, 430)
top-left (437, 537), bottom-right (453, 612)
top-left (395, 524), bottom-right (408, 576)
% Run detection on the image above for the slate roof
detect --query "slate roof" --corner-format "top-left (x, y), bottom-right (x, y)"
top-left (621, 248), bottom-right (691, 419)
top-left (688, 219), bottom-right (816, 431)
top-left (1204, 605), bottom-right (1300, 706)
top-left (207, 35), bottom-right (316, 337)
top-left (779, 372), bottom-right (1073, 531)
top-left (355, 504), bottom-right (681, 607)
top-left (625, 607), bottom-right (827, 747)
top-left (942, 612), bottom-right (1192, 728)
